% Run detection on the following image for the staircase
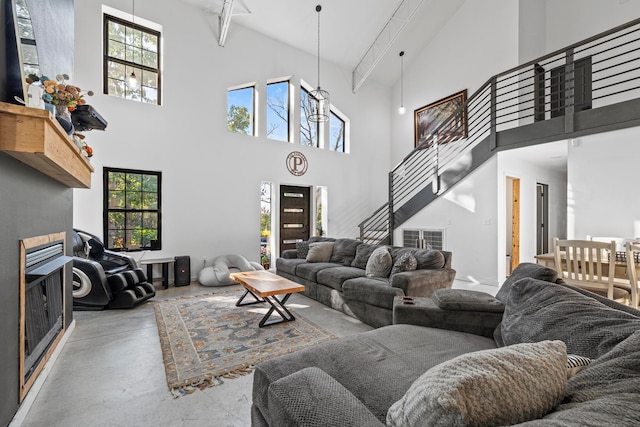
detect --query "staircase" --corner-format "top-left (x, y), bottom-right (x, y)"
top-left (359, 17), bottom-right (640, 245)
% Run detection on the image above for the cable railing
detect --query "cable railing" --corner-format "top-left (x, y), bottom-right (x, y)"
top-left (359, 17), bottom-right (640, 244)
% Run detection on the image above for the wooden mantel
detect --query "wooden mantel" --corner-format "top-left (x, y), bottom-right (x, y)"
top-left (0, 102), bottom-right (94, 188)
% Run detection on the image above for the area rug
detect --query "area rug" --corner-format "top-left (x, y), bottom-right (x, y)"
top-left (152, 289), bottom-right (337, 397)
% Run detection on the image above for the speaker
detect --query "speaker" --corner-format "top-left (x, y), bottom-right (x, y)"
top-left (174, 256), bottom-right (191, 287)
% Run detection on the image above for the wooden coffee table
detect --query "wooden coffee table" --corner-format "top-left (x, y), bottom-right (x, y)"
top-left (230, 270), bottom-right (305, 327)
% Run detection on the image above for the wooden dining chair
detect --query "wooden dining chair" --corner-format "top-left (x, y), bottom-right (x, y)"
top-left (553, 238), bottom-right (631, 303)
top-left (625, 242), bottom-right (640, 309)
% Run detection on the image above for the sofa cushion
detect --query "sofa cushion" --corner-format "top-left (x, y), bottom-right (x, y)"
top-left (412, 249), bottom-right (445, 270)
top-left (296, 262), bottom-right (342, 282)
top-left (296, 241), bottom-right (310, 259)
top-left (495, 262), bottom-right (559, 303)
top-left (386, 340), bottom-right (567, 427)
top-left (306, 242), bottom-right (335, 263)
top-left (501, 278), bottom-right (640, 359)
top-left (390, 252), bottom-right (417, 276)
top-left (536, 329), bottom-right (640, 426)
top-left (275, 257), bottom-right (306, 276)
top-left (317, 266), bottom-right (366, 291)
top-left (329, 238), bottom-right (362, 266)
top-left (343, 278), bottom-right (402, 309)
top-left (308, 236), bottom-right (336, 244)
top-left (351, 243), bottom-right (378, 269)
top-left (253, 324), bottom-right (497, 425)
top-left (366, 247), bottom-right (393, 278)
top-left (433, 289), bottom-right (505, 313)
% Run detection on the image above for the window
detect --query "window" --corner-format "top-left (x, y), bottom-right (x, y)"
top-left (227, 85), bottom-right (255, 135)
top-left (329, 111), bottom-right (345, 152)
top-left (266, 80), bottom-right (290, 141)
top-left (300, 86), bottom-right (318, 147)
top-left (104, 14), bottom-right (161, 104)
top-left (260, 181), bottom-right (273, 267)
top-left (103, 168), bottom-right (161, 251)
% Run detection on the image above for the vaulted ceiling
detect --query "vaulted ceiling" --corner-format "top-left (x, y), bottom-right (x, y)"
top-left (180, 0), bottom-right (465, 88)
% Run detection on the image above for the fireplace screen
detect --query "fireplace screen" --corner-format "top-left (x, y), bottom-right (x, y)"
top-left (20, 233), bottom-right (70, 401)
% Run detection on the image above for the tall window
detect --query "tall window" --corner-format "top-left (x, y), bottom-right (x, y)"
top-left (300, 86), bottom-right (318, 147)
top-left (104, 14), bottom-right (161, 104)
top-left (260, 182), bottom-right (273, 268)
top-left (266, 80), bottom-right (290, 141)
top-left (329, 111), bottom-right (345, 152)
top-left (103, 168), bottom-right (161, 251)
top-left (227, 85), bottom-right (255, 135)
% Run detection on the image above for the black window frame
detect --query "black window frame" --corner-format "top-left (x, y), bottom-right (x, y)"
top-left (103, 13), bottom-right (162, 105)
top-left (103, 167), bottom-right (162, 252)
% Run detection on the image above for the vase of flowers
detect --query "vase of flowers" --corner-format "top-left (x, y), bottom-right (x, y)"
top-left (25, 73), bottom-right (93, 120)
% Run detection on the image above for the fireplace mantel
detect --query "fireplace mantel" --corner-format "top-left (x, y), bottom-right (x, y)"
top-left (0, 102), bottom-right (94, 188)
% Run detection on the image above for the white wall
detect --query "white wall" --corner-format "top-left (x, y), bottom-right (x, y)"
top-left (568, 128), bottom-right (640, 240)
top-left (72, 0), bottom-right (391, 277)
top-left (496, 146), bottom-right (567, 281)
top-left (389, 0), bottom-right (519, 286)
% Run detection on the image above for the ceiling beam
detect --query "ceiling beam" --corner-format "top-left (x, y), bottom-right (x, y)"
top-left (351, 0), bottom-right (424, 93)
top-left (218, 0), bottom-right (235, 47)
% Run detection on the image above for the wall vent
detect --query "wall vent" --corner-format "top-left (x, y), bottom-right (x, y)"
top-left (402, 229), bottom-right (444, 250)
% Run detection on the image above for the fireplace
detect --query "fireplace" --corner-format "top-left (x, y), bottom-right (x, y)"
top-left (19, 232), bottom-right (71, 401)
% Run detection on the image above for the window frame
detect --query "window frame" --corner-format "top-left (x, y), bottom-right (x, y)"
top-left (266, 78), bottom-right (291, 142)
top-left (227, 83), bottom-right (257, 136)
top-left (103, 167), bottom-right (162, 252)
top-left (103, 13), bottom-right (162, 105)
top-left (300, 81), bottom-right (321, 147)
top-left (329, 107), bottom-right (347, 153)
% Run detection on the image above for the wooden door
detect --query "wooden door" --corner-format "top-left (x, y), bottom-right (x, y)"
top-left (279, 185), bottom-right (311, 254)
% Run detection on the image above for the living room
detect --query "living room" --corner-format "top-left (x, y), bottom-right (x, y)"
top-left (3, 0), bottom-right (640, 425)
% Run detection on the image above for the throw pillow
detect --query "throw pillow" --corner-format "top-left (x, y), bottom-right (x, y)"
top-left (567, 354), bottom-right (592, 379)
top-left (412, 249), bottom-right (445, 270)
top-left (386, 340), bottom-right (567, 427)
top-left (351, 244), bottom-right (378, 269)
top-left (365, 246), bottom-right (393, 278)
top-left (306, 242), bottom-right (334, 263)
top-left (329, 238), bottom-right (362, 266)
top-left (390, 252), bottom-right (417, 276)
top-left (296, 241), bottom-right (310, 259)
top-left (501, 278), bottom-right (640, 359)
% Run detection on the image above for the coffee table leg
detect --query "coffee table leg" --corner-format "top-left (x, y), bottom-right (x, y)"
top-left (236, 288), bottom-right (264, 306)
top-left (259, 293), bottom-right (295, 328)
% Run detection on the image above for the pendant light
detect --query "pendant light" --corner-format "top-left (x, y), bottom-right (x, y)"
top-left (127, 0), bottom-right (139, 89)
top-left (398, 51), bottom-right (406, 115)
top-left (308, 5), bottom-right (330, 123)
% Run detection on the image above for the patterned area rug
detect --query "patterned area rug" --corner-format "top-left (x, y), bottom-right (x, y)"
top-left (152, 289), bottom-right (337, 397)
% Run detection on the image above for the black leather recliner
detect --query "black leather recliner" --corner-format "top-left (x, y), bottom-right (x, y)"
top-left (72, 229), bottom-right (156, 310)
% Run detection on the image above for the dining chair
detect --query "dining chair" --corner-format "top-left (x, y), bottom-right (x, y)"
top-left (624, 242), bottom-right (640, 309)
top-left (553, 238), bottom-right (631, 304)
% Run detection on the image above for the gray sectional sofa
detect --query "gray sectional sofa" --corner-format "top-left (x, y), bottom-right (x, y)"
top-left (252, 263), bottom-right (640, 426)
top-left (276, 236), bottom-right (456, 327)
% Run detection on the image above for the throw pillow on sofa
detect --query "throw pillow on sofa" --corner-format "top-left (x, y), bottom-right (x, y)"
top-left (386, 340), bottom-right (567, 427)
top-left (390, 252), bottom-right (417, 275)
top-left (365, 246), bottom-right (393, 278)
top-left (306, 242), bottom-right (335, 263)
top-left (351, 243), bottom-right (378, 269)
top-left (296, 241), bottom-right (310, 259)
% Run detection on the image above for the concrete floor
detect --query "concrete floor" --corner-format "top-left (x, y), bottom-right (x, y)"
top-left (19, 278), bottom-right (496, 427)
top-left (20, 283), bottom-right (374, 427)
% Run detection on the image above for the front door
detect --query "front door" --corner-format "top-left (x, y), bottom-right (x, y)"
top-left (279, 185), bottom-right (311, 254)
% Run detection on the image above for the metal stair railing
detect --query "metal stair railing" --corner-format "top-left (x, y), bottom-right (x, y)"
top-left (359, 17), bottom-right (640, 244)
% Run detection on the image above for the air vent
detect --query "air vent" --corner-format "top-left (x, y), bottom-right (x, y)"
top-left (402, 229), bottom-right (444, 250)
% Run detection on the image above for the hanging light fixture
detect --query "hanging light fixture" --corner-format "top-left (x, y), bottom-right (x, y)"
top-left (127, 0), bottom-right (138, 89)
top-left (398, 51), bottom-right (406, 115)
top-left (308, 5), bottom-right (329, 123)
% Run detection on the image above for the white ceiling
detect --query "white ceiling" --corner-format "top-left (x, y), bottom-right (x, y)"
top-left (179, 0), bottom-right (465, 88)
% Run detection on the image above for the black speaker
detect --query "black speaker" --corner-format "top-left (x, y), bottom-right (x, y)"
top-left (174, 256), bottom-right (191, 287)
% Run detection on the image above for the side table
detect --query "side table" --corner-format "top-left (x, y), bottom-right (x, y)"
top-left (140, 257), bottom-right (175, 289)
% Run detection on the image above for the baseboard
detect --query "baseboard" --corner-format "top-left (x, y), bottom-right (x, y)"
top-left (9, 319), bottom-right (76, 427)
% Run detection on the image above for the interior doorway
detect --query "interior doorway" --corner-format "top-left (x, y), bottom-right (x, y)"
top-left (506, 176), bottom-right (520, 275)
top-left (279, 185), bottom-right (311, 254)
top-left (536, 183), bottom-right (549, 254)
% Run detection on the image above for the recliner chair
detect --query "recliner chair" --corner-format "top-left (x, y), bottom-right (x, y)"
top-left (71, 229), bottom-right (156, 310)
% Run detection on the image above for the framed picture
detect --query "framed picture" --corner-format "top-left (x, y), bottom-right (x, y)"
top-left (414, 89), bottom-right (467, 147)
